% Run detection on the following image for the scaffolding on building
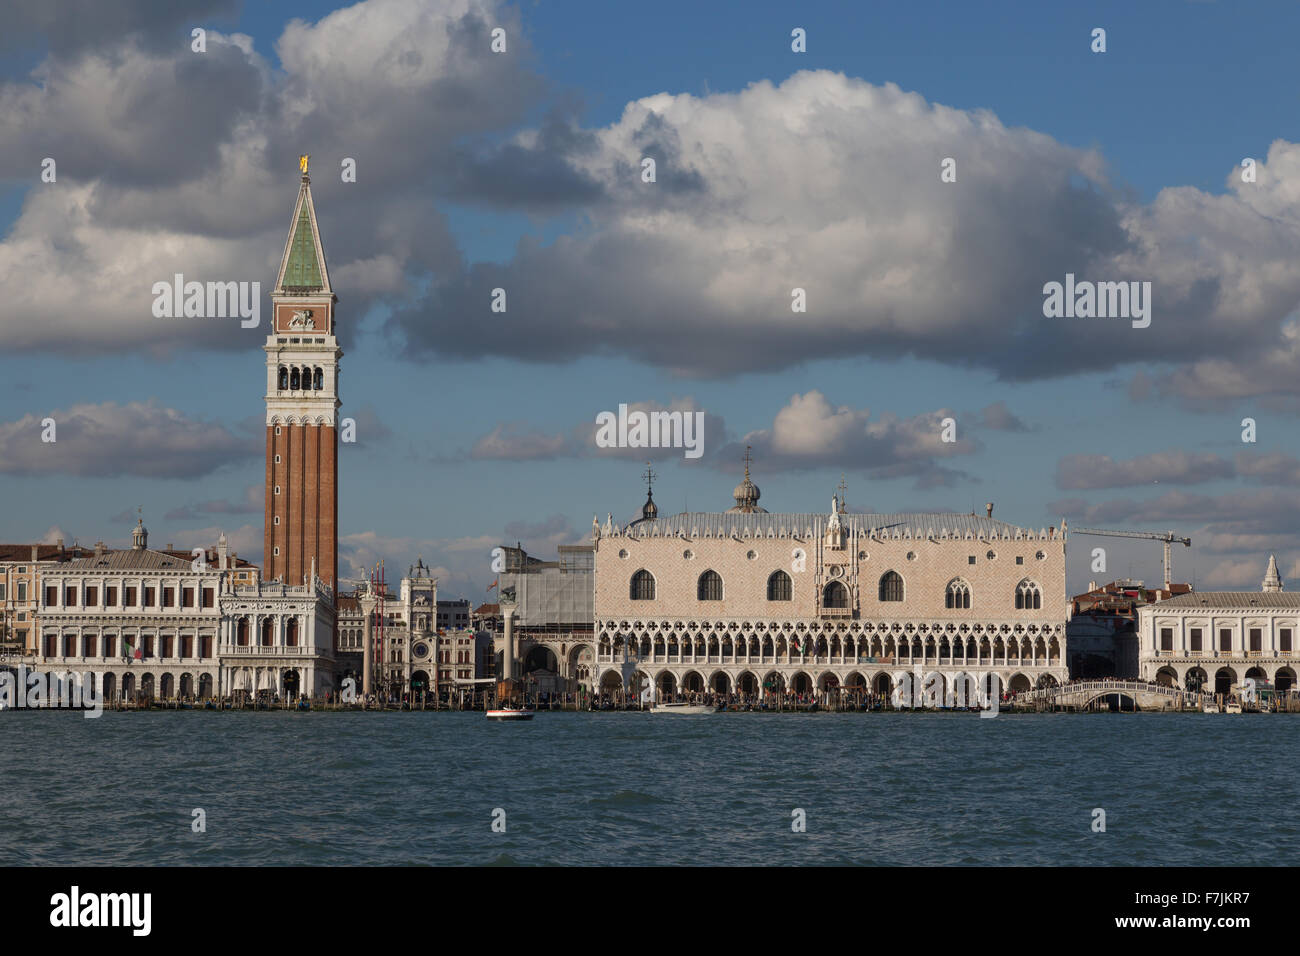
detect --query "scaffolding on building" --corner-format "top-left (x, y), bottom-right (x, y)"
top-left (499, 544), bottom-right (594, 631)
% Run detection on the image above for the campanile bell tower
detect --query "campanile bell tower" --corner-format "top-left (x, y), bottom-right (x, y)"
top-left (264, 157), bottom-right (340, 593)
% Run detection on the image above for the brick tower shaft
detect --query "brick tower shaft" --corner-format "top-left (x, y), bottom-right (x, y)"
top-left (263, 166), bottom-right (341, 596)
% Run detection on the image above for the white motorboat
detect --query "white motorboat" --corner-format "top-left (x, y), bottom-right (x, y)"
top-left (486, 704), bottom-right (534, 721)
top-left (1202, 700), bottom-right (1219, 714)
top-left (650, 702), bottom-right (714, 715)
top-left (1224, 699), bottom-right (1243, 714)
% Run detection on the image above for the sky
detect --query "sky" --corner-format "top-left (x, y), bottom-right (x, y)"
top-left (1, 0), bottom-right (1299, 600)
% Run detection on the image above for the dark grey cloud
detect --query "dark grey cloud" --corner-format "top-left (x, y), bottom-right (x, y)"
top-left (466, 391), bottom-right (980, 490)
top-left (0, 400), bottom-right (255, 478)
top-left (502, 513), bottom-right (574, 542)
top-left (1054, 487), bottom-right (1300, 589)
top-left (1056, 451), bottom-right (1235, 490)
top-left (469, 398), bottom-right (724, 462)
top-left (1235, 452), bottom-right (1300, 486)
top-left (1054, 488), bottom-right (1300, 536)
top-left (1056, 449), bottom-right (1300, 490)
top-left (164, 483), bottom-right (261, 520)
top-left (972, 401), bottom-right (1032, 432)
top-left (1, 0), bottom-right (238, 57)
top-left (448, 100), bottom-right (606, 209)
top-left (0, 37), bottom-right (263, 188)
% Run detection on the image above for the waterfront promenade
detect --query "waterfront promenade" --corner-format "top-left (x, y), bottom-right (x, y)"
top-left (68, 678), bottom-right (1300, 713)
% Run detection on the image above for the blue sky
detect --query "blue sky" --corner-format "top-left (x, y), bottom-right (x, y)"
top-left (2, 0), bottom-right (1298, 598)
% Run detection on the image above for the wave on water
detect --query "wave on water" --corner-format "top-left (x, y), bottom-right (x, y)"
top-left (589, 790), bottom-right (664, 807)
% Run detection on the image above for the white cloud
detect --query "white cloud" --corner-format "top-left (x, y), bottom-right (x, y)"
top-left (720, 390), bottom-right (978, 488)
top-left (40, 525), bottom-right (71, 545)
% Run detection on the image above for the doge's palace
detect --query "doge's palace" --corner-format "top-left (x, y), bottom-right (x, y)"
top-left (592, 459), bottom-right (1068, 705)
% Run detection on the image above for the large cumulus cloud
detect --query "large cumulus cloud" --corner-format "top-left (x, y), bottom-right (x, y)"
top-left (390, 72), bottom-right (1300, 391)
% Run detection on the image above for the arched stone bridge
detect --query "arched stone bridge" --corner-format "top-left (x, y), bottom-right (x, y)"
top-left (1012, 680), bottom-right (1200, 711)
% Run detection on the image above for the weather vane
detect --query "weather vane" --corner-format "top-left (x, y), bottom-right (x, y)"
top-left (299, 154), bottom-right (310, 175)
top-left (642, 461), bottom-right (656, 495)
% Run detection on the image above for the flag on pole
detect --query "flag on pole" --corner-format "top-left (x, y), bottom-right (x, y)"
top-left (487, 579), bottom-right (498, 592)
top-left (124, 635), bottom-right (142, 660)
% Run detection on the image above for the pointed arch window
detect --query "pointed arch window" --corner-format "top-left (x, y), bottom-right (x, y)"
top-left (1015, 580), bottom-right (1042, 610)
top-left (313, 367), bottom-right (324, 390)
top-left (630, 570), bottom-right (655, 601)
top-left (697, 570), bottom-right (723, 601)
top-left (879, 571), bottom-right (904, 602)
top-left (289, 367), bottom-right (300, 390)
top-left (767, 570), bottom-right (792, 601)
top-left (945, 579), bottom-right (971, 609)
top-left (823, 581), bottom-right (849, 609)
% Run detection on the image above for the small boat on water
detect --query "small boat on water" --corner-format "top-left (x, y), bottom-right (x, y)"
top-left (1224, 699), bottom-right (1243, 714)
top-left (486, 703), bottom-right (535, 721)
top-left (650, 702), bottom-right (714, 715)
top-left (1202, 700), bottom-right (1220, 714)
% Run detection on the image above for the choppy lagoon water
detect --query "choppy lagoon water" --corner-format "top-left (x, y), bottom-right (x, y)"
top-left (1, 711), bottom-right (1294, 866)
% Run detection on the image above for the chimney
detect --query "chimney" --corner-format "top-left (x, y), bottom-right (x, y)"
top-left (95, 540), bottom-right (105, 560)
top-left (166, 543), bottom-right (173, 552)
top-left (985, 503), bottom-right (993, 518)
top-left (30, 545), bottom-right (37, 562)
top-left (56, 537), bottom-right (64, 553)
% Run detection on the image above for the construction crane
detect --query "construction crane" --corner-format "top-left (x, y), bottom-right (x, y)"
top-left (1073, 528), bottom-right (1191, 592)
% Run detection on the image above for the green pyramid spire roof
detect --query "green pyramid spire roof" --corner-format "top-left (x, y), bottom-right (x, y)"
top-left (284, 201), bottom-right (322, 289)
top-left (274, 175), bottom-right (331, 295)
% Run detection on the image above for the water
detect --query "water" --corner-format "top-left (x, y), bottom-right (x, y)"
top-left (1, 710), bottom-right (1294, 865)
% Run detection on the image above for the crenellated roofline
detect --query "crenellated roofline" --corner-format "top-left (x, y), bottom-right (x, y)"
top-left (593, 511), bottom-right (1066, 542)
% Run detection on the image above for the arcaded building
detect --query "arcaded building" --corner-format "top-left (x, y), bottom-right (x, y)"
top-left (1138, 555), bottom-right (1299, 696)
top-left (592, 464), bottom-right (1068, 703)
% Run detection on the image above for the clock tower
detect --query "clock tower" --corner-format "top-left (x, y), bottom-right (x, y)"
top-left (264, 160), bottom-right (340, 596)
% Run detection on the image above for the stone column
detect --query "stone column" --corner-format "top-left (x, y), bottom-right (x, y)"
top-left (500, 600), bottom-right (517, 681)
top-left (362, 599), bottom-right (373, 696)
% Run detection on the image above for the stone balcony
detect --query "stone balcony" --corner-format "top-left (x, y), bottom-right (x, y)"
top-left (219, 644), bottom-right (316, 657)
top-left (818, 606), bottom-right (853, 618)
